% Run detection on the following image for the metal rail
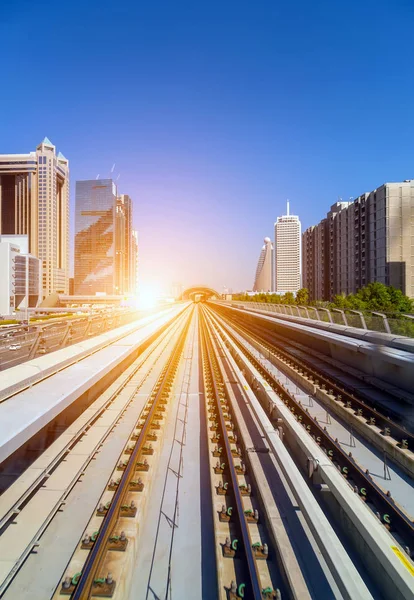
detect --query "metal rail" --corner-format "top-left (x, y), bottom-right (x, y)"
top-left (70, 309), bottom-right (192, 599)
top-left (207, 305), bottom-right (414, 552)
top-left (199, 311), bottom-right (264, 600)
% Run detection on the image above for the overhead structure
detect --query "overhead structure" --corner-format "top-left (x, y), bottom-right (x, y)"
top-left (181, 286), bottom-right (220, 301)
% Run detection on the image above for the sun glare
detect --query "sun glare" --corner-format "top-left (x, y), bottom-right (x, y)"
top-left (135, 285), bottom-right (161, 310)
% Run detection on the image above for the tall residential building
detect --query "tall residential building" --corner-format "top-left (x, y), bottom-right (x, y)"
top-left (302, 180), bottom-right (414, 300)
top-left (0, 138), bottom-right (69, 297)
top-left (274, 203), bottom-right (301, 293)
top-left (0, 235), bottom-right (42, 315)
top-left (302, 219), bottom-right (329, 302)
top-left (74, 179), bottom-right (118, 295)
top-left (253, 237), bottom-right (273, 292)
top-left (302, 225), bottom-right (316, 300)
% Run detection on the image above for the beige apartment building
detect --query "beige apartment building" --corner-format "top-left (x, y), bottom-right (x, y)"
top-left (0, 138), bottom-right (69, 297)
top-left (303, 181), bottom-right (414, 300)
top-left (253, 237), bottom-right (273, 292)
top-left (274, 204), bottom-right (301, 293)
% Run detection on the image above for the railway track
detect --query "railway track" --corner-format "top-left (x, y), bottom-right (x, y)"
top-left (200, 309), bottom-right (282, 599)
top-left (2, 304), bottom-right (413, 600)
top-left (53, 307), bottom-right (193, 599)
top-left (0, 307), bottom-right (191, 598)
top-left (200, 306), bottom-right (379, 600)
top-left (205, 304), bottom-right (414, 556)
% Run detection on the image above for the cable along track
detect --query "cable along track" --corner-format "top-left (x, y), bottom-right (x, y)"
top-left (56, 308), bottom-right (193, 599)
top-left (206, 305), bottom-right (414, 557)
top-left (200, 309), bottom-right (281, 600)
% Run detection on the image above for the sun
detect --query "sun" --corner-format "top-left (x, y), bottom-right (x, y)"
top-left (134, 284), bottom-right (161, 310)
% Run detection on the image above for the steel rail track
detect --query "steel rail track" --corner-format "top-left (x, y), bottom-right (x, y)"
top-left (216, 304), bottom-right (414, 444)
top-left (200, 310), bottom-right (273, 600)
top-left (206, 304), bottom-right (414, 553)
top-left (68, 309), bottom-right (193, 599)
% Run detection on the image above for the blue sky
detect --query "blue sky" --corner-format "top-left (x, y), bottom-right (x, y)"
top-left (1, 0), bottom-right (414, 293)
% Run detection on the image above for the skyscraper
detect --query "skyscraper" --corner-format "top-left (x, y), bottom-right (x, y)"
top-left (302, 219), bottom-right (327, 302)
top-left (274, 202), bottom-right (301, 293)
top-left (74, 180), bottom-right (137, 296)
top-left (0, 138), bottom-right (69, 296)
top-left (74, 179), bottom-right (118, 295)
top-left (253, 237), bottom-right (273, 292)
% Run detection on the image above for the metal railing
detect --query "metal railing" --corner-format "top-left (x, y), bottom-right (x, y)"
top-left (221, 301), bottom-right (414, 338)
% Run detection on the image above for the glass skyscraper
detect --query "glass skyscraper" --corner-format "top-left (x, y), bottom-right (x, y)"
top-left (74, 179), bottom-right (117, 295)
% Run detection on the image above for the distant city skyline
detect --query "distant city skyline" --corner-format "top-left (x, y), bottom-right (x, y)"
top-left (2, 2), bottom-right (414, 293)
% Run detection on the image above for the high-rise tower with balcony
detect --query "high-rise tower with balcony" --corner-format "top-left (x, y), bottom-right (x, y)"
top-left (0, 138), bottom-right (69, 297)
top-left (274, 203), bottom-right (301, 293)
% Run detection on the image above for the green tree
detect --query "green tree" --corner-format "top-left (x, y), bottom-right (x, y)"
top-left (282, 292), bottom-right (295, 305)
top-left (331, 283), bottom-right (413, 314)
top-left (295, 288), bottom-right (309, 305)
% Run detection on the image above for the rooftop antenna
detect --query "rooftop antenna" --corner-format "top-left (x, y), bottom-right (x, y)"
top-left (96, 174), bottom-right (100, 180)
top-left (116, 174), bottom-right (121, 181)
top-left (286, 199), bottom-right (290, 216)
top-left (111, 163), bottom-right (115, 173)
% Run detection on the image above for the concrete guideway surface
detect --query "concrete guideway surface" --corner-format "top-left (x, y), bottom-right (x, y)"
top-left (0, 305), bottom-right (188, 464)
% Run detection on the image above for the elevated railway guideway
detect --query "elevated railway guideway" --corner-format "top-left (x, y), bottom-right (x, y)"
top-left (1, 304), bottom-right (413, 600)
